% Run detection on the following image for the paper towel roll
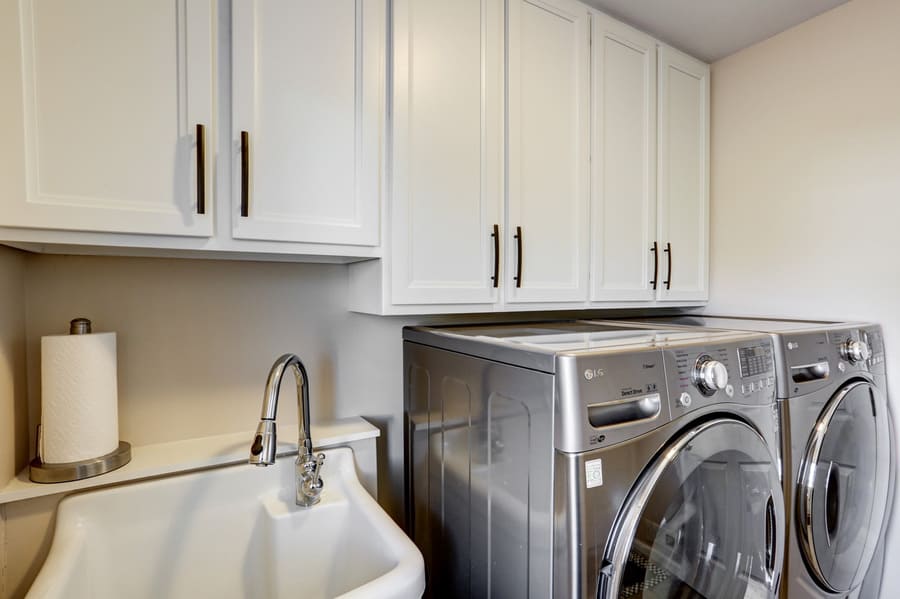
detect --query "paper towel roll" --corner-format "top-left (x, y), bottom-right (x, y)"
top-left (41, 332), bottom-right (119, 464)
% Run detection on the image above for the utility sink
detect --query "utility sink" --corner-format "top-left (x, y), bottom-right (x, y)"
top-left (27, 448), bottom-right (425, 599)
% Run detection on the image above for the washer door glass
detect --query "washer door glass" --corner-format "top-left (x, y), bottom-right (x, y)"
top-left (796, 380), bottom-right (892, 593)
top-left (599, 418), bottom-right (785, 599)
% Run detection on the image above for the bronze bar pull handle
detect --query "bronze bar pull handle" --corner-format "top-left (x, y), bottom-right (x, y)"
top-left (491, 224), bottom-right (500, 288)
top-left (663, 242), bottom-right (672, 290)
top-left (650, 241), bottom-right (659, 290)
top-left (513, 226), bottom-right (523, 288)
top-left (196, 124), bottom-right (206, 215)
top-left (240, 131), bottom-right (250, 217)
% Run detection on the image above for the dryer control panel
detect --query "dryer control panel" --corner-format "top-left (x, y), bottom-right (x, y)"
top-left (779, 326), bottom-right (882, 397)
top-left (862, 325), bottom-right (886, 375)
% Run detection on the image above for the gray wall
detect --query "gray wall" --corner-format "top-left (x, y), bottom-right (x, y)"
top-left (708, 0), bottom-right (900, 592)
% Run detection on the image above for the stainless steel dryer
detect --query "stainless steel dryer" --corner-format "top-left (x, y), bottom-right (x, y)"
top-left (403, 321), bottom-right (786, 598)
top-left (596, 317), bottom-right (895, 599)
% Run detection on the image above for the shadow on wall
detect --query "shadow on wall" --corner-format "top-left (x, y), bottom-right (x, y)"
top-left (0, 245), bottom-right (28, 486)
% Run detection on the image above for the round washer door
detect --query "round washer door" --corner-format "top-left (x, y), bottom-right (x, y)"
top-left (598, 418), bottom-right (785, 599)
top-left (796, 380), bottom-right (892, 593)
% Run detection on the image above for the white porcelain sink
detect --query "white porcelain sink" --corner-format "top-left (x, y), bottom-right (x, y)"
top-left (27, 447), bottom-right (424, 599)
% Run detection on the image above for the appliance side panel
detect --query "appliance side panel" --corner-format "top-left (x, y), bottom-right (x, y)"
top-left (404, 341), bottom-right (554, 598)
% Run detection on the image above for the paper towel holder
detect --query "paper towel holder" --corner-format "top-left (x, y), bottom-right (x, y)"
top-left (30, 317), bottom-right (132, 484)
top-left (30, 424), bottom-right (132, 484)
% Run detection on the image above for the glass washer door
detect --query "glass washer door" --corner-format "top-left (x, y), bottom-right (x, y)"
top-left (598, 418), bottom-right (785, 599)
top-left (796, 380), bottom-right (892, 593)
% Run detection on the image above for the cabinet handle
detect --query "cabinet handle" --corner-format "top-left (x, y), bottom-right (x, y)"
top-left (663, 242), bottom-right (672, 290)
top-left (240, 130), bottom-right (250, 217)
top-left (491, 224), bottom-right (500, 288)
top-left (514, 226), bottom-right (523, 288)
top-left (195, 124), bottom-right (206, 215)
top-left (650, 241), bottom-right (659, 290)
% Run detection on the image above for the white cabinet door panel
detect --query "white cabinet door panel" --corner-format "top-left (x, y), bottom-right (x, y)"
top-left (657, 46), bottom-right (709, 301)
top-left (390, 0), bottom-right (503, 305)
top-left (232, 0), bottom-right (383, 246)
top-left (590, 14), bottom-right (657, 302)
top-left (506, 0), bottom-right (589, 304)
top-left (4, 0), bottom-right (214, 236)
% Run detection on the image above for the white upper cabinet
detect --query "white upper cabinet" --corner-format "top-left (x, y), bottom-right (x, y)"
top-left (590, 14), bottom-right (657, 302)
top-left (231, 0), bottom-right (383, 246)
top-left (2, 0), bottom-right (214, 236)
top-left (656, 45), bottom-right (709, 301)
top-left (349, 2), bottom-right (710, 315)
top-left (1, 0), bottom-right (708, 302)
top-left (389, 0), bottom-right (503, 305)
top-left (506, 0), bottom-right (590, 304)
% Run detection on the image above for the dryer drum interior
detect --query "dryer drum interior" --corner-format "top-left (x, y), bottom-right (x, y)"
top-left (796, 379), bottom-right (892, 594)
top-left (600, 418), bottom-right (786, 599)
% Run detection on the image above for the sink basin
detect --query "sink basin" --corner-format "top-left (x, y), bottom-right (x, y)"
top-left (27, 447), bottom-right (424, 599)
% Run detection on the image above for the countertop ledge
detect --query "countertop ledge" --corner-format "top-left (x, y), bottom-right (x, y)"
top-left (0, 417), bottom-right (380, 505)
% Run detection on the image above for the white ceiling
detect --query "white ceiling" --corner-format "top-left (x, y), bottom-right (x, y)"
top-left (583, 0), bottom-right (849, 62)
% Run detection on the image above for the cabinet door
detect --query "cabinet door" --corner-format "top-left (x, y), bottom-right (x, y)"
top-left (390, 0), bottom-right (503, 305)
top-left (232, 0), bottom-right (383, 246)
top-left (506, 0), bottom-right (590, 304)
top-left (3, 0), bottom-right (214, 236)
top-left (590, 14), bottom-right (657, 302)
top-left (657, 46), bottom-right (709, 302)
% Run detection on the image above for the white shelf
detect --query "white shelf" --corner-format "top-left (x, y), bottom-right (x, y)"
top-left (0, 417), bottom-right (379, 505)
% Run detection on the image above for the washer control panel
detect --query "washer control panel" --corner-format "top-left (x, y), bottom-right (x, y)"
top-left (668, 339), bottom-right (776, 412)
top-left (692, 355), bottom-right (729, 396)
top-left (556, 334), bottom-right (777, 453)
top-left (738, 345), bottom-right (771, 377)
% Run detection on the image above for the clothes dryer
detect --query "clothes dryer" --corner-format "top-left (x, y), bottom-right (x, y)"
top-left (403, 321), bottom-right (786, 598)
top-left (595, 317), bottom-right (895, 599)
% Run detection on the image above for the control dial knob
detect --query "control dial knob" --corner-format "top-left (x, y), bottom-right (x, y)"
top-left (692, 355), bottom-right (729, 396)
top-left (841, 339), bottom-right (870, 363)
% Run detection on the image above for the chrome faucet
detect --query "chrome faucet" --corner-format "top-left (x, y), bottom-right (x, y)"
top-left (249, 354), bottom-right (325, 507)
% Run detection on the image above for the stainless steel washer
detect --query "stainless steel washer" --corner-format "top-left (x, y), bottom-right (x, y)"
top-left (403, 321), bottom-right (786, 598)
top-left (597, 317), bottom-right (895, 599)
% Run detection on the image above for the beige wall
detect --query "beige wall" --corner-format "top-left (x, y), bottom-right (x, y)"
top-left (24, 256), bottom-right (349, 447)
top-left (0, 246), bottom-right (27, 599)
top-left (708, 0), bottom-right (900, 593)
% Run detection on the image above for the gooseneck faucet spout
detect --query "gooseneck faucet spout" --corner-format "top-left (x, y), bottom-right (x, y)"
top-left (249, 353), bottom-right (324, 507)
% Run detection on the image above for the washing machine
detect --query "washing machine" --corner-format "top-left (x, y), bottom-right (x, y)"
top-left (403, 320), bottom-right (786, 598)
top-left (594, 316), bottom-right (895, 599)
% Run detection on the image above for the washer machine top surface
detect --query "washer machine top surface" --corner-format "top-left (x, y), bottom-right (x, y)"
top-left (404, 320), bottom-right (763, 374)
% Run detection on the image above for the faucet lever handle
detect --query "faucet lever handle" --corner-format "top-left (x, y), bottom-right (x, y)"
top-left (312, 453), bottom-right (325, 482)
